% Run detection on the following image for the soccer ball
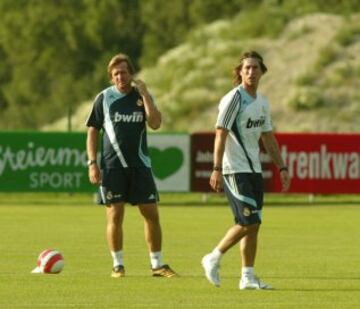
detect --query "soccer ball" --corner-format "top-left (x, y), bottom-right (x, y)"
top-left (31, 249), bottom-right (64, 274)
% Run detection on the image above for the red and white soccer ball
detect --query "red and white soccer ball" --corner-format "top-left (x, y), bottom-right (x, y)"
top-left (32, 249), bottom-right (64, 274)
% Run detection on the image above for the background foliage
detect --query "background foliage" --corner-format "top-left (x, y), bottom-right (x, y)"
top-left (0, 0), bottom-right (358, 129)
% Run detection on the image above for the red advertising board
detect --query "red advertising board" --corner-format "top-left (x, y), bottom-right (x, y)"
top-left (274, 133), bottom-right (360, 193)
top-left (191, 132), bottom-right (360, 193)
top-left (191, 132), bottom-right (214, 192)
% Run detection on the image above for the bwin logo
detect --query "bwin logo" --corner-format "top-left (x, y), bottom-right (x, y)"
top-left (246, 116), bottom-right (265, 128)
top-left (114, 112), bottom-right (143, 123)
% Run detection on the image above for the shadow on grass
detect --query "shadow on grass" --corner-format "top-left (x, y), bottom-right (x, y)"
top-left (0, 193), bottom-right (360, 207)
top-left (268, 276), bottom-right (360, 280)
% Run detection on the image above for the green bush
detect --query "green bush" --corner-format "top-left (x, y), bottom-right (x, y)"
top-left (315, 45), bottom-right (338, 70)
top-left (295, 71), bottom-right (317, 86)
top-left (288, 87), bottom-right (324, 110)
top-left (286, 23), bottom-right (313, 41)
top-left (335, 19), bottom-right (360, 46)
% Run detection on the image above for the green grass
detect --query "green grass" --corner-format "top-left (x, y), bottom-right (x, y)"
top-left (1, 193), bottom-right (360, 308)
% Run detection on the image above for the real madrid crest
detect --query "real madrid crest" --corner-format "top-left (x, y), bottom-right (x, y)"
top-left (106, 191), bottom-right (113, 200)
top-left (243, 207), bottom-right (251, 217)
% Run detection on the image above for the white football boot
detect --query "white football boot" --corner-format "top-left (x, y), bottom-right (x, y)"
top-left (239, 276), bottom-right (273, 290)
top-left (201, 254), bottom-right (220, 287)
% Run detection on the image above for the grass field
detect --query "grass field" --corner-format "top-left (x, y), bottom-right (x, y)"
top-left (0, 193), bottom-right (359, 308)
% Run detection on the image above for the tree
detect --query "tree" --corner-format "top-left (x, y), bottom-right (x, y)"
top-left (140, 0), bottom-right (192, 66)
top-left (0, 0), bottom-right (143, 129)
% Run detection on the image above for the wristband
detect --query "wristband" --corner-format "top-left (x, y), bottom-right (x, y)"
top-left (279, 166), bottom-right (288, 172)
top-left (87, 159), bottom-right (97, 166)
top-left (213, 166), bottom-right (222, 172)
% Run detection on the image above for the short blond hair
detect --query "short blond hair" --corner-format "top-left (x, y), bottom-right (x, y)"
top-left (107, 53), bottom-right (135, 78)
